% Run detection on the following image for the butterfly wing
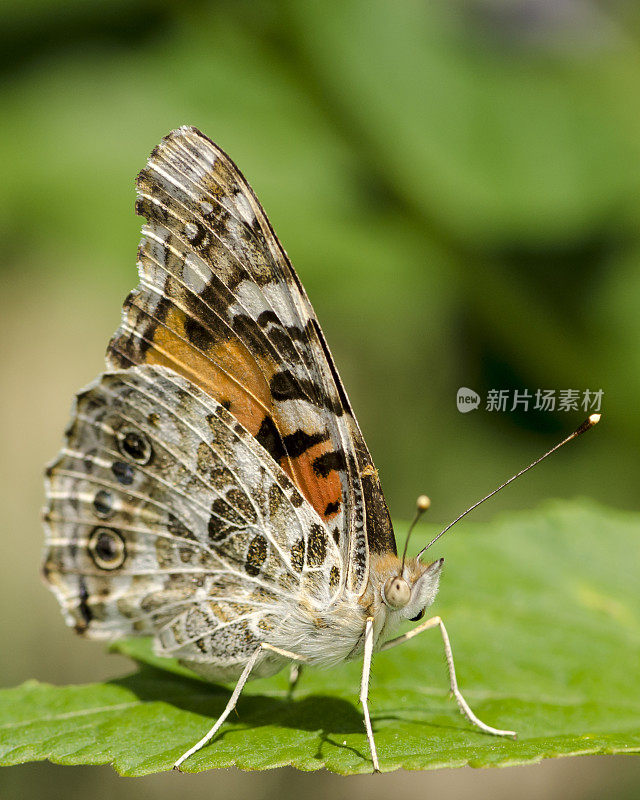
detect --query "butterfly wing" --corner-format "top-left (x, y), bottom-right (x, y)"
top-left (106, 126), bottom-right (394, 593)
top-left (43, 365), bottom-right (343, 674)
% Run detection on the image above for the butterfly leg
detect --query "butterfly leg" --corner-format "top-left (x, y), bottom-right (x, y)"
top-left (380, 616), bottom-right (517, 739)
top-left (360, 616), bottom-right (380, 772)
top-left (287, 663), bottom-right (303, 698)
top-left (173, 643), bottom-right (308, 770)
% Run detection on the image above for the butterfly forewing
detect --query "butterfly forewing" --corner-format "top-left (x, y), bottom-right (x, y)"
top-left (105, 126), bottom-right (394, 591)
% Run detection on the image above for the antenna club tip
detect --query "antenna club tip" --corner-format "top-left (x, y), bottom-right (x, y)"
top-left (589, 413), bottom-right (601, 425)
top-left (416, 495), bottom-right (431, 512)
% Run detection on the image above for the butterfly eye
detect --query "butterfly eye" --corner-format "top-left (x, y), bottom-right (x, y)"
top-left (383, 576), bottom-right (411, 609)
top-left (117, 428), bottom-right (152, 464)
top-left (410, 608), bottom-right (425, 622)
top-left (88, 527), bottom-right (126, 571)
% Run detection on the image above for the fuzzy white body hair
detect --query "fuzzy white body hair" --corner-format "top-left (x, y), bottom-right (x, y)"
top-left (182, 555), bottom-right (443, 683)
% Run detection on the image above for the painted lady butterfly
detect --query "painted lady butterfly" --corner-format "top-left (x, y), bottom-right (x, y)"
top-left (42, 126), bottom-right (516, 771)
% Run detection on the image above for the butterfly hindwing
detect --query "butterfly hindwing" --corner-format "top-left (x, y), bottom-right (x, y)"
top-left (106, 126), bottom-right (395, 593)
top-left (43, 365), bottom-right (343, 672)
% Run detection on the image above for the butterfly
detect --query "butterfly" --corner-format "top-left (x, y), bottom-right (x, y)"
top-left (42, 126), bottom-right (515, 772)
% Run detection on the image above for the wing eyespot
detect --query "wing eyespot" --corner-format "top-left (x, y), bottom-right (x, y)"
top-left (117, 427), bottom-right (153, 464)
top-left (111, 460), bottom-right (134, 485)
top-left (88, 527), bottom-right (126, 571)
top-left (92, 489), bottom-right (114, 518)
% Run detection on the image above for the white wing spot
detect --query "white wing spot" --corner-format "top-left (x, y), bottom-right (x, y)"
top-left (184, 222), bottom-right (200, 242)
top-left (182, 252), bottom-right (211, 294)
top-left (235, 192), bottom-right (256, 226)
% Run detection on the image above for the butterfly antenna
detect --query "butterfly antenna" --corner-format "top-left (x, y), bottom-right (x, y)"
top-left (401, 495), bottom-right (431, 573)
top-left (416, 413), bottom-right (601, 559)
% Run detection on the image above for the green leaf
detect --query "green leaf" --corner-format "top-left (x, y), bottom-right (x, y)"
top-left (2, 500), bottom-right (639, 775)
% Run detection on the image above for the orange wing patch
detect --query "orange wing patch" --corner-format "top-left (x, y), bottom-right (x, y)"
top-left (146, 306), bottom-right (272, 428)
top-left (117, 300), bottom-right (344, 526)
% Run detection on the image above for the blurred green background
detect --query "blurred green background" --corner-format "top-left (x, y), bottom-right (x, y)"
top-left (2, 0), bottom-right (640, 797)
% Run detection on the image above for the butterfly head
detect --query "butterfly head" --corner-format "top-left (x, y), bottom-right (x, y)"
top-left (378, 555), bottom-right (444, 623)
top-left (372, 493), bottom-right (442, 623)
